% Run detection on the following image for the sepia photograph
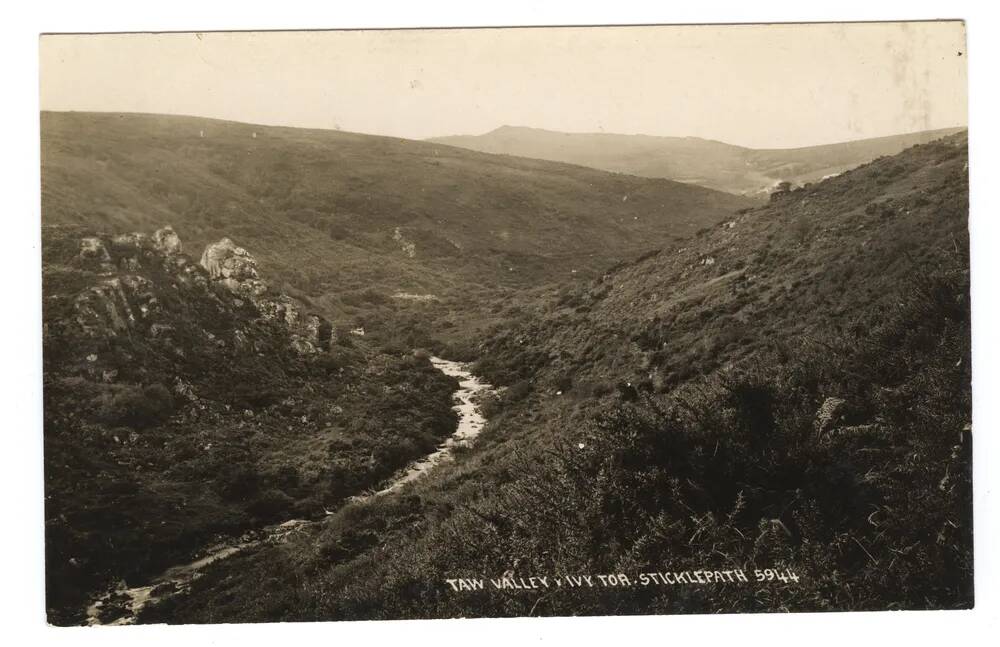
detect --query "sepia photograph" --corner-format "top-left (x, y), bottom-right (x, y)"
top-left (36, 20), bottom-right (973, 626)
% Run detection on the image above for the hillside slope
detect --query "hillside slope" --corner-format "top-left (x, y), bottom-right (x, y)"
top-left (430, 125), bottom-right (965, 195)
top-left (475, 131), bottom-right (970, 393)
top-left (43, 224), bottom-right (459, 624)
top-left (41, 112), bottom-right (751, 309)
top-left (150, 132), bottom-right (971, 621)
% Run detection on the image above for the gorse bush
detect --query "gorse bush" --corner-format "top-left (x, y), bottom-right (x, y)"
top-left (482, 253), bottom-right (969, 614)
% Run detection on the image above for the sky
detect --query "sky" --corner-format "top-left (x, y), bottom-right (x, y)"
top-left (39, 22), bottom-right (967, 149)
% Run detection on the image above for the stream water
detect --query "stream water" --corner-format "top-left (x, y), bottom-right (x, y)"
top-left (84, 356), bottom-right (493, 626)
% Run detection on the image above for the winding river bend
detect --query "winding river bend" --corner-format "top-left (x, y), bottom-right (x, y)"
top-left (85, 356), bottom-right (493, 626)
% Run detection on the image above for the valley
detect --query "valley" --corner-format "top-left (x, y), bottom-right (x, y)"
top-left (41, 113), bottom-right (972, 623)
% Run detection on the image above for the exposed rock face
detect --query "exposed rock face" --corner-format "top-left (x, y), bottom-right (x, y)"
top-left (110, 230), bottom-right (190, 275)
top-left (73, 276), bottom-right (158, 337)
top-left (68, 229), bottom-right (334, 355)
top-left (153, 226), bottom-right (182, 255)
top-left (110, 233), bottom-right (149, 271)
top-left (70, 229), bottom-right (202, 338)
top-left (79, 237), bottom-right (114, 273)
top-left (111, 232), bottom-right (150, 251)
top-left (257, 296), bottom-right (305, 331)
top-left (814, 397), bottom-right (847, 436)
top-left (73, 279), bottom-right (131, 336)
top-left (305, 314), bottom-right (333, 351)
top-left (288, 312), bottom-right (333, 355)
top-left (79, 237), bottom-right (110, 261)
top-left (200, 238), bottom-right (253, 279)
top-left (119, 257), bottom-right (142, 272)
top-left (290, 336), bottom-right (317, 355)
top-left (199, 238), bottom-right (267, 298)
top-left (199, 236), bottom-right (332, 354)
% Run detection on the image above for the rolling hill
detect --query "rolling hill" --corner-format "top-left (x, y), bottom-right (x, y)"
top-left (430, 125), bottom-right (966, 196)
top-left (41, 112), bottom-right (752, 317)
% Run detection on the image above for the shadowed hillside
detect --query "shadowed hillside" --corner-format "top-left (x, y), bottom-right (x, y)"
top-left (139, 133), bottom-right (971, 621)
top-left (430, 125), bottom-right (965, 195)
top-left (42, 224), bottom-right (459, 624)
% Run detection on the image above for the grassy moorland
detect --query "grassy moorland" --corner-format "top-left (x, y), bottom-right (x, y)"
top-left (41, 111), bottom-right (751, 303)
top-left (137, 133), bottom-right (971, 622)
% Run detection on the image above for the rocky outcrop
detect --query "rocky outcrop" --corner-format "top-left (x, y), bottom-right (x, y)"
top-left (288, 312), bottom-right (333, 355)
top-left (305, 314), bottom-right (333, 351)
top-left (198, 236), bottom-right (332, 354)
top-left (79, 237), bottom-right (114, 273)
top-left (110, 233), bottom-right (149, 271)
top-left (199, 238), bottom-right (267, 298)
top-left (68, 228), bottom-right (334, 355)
top-left (73, 275), bottom-right (158, 338)
top-left (109, 230), bottom-right (192, 276)
top-left (200, 238), bottom-right (254, 280)
top-left (153, 226), bottom-right (182, 255)
top-left (73, 279), bottom-right (131, 336)
top-left (110, 232), bottom-right (150, 254)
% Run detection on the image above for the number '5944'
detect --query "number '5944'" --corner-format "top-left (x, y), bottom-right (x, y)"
top-left (754, 568), bottom-right (800, 583)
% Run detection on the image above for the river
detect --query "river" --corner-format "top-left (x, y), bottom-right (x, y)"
top-left (85, 356), bottom-right (493, 626)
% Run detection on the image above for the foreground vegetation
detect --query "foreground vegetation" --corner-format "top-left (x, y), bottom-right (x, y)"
top-left (42, 225), bottom-right (458, 624)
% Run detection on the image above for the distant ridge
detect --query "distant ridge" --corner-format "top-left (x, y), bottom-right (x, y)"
top-left (480, 124), bottom-right (742, 146)
top-left (430, 125), bottom-right (966, 195)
